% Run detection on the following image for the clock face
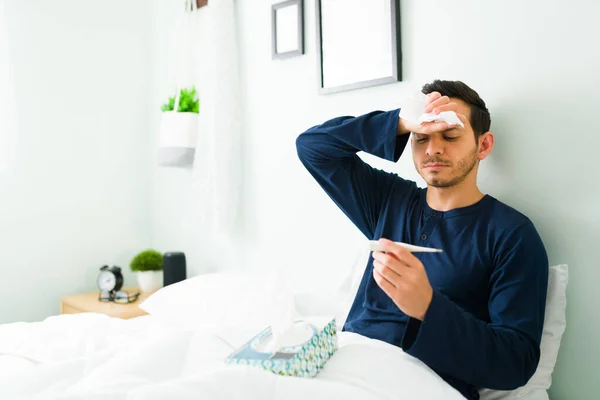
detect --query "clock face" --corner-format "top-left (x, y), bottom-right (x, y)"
top-left (97, 271), bottom-right (116, 291)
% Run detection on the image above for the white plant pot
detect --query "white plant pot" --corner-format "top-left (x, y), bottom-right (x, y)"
top-left (157, 111), bottom-right (199, 167)
top-left (137, 271), bottom-right (163, 293)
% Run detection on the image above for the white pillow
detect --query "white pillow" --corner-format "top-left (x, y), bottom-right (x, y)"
top-left (292, 241), bottom-right (370, 329)
top-left (479, 264), bottom-right (569, 399)
top-left (139, 270), bottom-right (298, 334)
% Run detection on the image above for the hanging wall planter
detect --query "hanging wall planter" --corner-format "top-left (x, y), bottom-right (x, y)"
top-left (157, 0), bottom-right (201, 168)
top-left (157, 86), bottom-right (200, 167)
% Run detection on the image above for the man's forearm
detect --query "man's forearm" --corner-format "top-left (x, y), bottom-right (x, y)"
top-left (297, 109), bottom-right (405, 164)
top-left (295, 108), bottom-right (411, 240)
top-left (401, 291), bottom-right (540, 390)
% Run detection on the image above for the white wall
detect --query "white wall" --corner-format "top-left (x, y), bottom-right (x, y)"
top-left (149, 0), bottom-right (599, 398)
top-left (0, 0), bottom-right (154, 323)
top-left (0, 2), bottom-right (17, 175)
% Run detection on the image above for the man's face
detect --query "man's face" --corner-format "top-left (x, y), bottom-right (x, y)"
top-left (411, 99), bottom-right (480, 188)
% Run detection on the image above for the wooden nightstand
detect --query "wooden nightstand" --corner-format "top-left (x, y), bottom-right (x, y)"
top-left (60, 287), bottom-right (153, 319)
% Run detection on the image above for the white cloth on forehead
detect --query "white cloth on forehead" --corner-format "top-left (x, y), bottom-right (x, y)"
top-left (400, 91), bottom-right (465, 128)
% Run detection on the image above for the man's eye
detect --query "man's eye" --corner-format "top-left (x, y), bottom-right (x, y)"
top-left (444, 137), bottom-right (458, 141)
top-left (416, 138), bottom-right (428, 144)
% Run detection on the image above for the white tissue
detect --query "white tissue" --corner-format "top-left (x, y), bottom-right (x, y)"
top-left (400, 91), bottom-right (430, 123)
top-left (418, 111), bottom-right (463, 127)
top-left (260, 321), bottom-right (313, 353)
top-left (259, 269), bottom-right (301, 353)
top-left (401, 91), bottom-right (464, 128)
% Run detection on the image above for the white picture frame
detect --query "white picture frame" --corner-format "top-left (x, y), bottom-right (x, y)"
top-left (316, 0), bottom-right (402, 94)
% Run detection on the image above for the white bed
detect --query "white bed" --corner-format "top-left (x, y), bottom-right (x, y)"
top-left (0, 313), bottom-right (467, 400)
top-left (0, 260), bottom-right (568, 400)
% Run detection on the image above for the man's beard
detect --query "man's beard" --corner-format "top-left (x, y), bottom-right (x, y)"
top-left (420, 148), bottom-right (478, 188)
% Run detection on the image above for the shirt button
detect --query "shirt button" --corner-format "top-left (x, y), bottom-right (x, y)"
top-left (421, 234), bottom-right (428, 241)
top-left (430, 211), bottom-right (436, 217)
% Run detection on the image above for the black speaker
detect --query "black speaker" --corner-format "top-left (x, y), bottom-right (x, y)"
top-left (163, 252), bottom-right (187, 286)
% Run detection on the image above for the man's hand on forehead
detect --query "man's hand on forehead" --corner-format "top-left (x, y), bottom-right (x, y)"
top-left (398, 92), bottom-right (469, 136)
top-left (424, 92), bottom-right (457, 114)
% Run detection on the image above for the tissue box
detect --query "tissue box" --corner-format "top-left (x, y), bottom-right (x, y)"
top-left (224, 317), bottom-right (338, 378)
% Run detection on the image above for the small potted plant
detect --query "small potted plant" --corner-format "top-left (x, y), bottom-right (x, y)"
top-left (157, 86), bottom-right (201, 167)
top-left (161, 86), bottom-right (200, 114)
top-left (130, 249), bottom-right (164, 292)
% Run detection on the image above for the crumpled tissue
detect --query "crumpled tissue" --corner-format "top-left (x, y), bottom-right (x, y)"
top-left (258, 269), bottom-right (309, 353)
top-left (400, 91), bottom-right (464, 128)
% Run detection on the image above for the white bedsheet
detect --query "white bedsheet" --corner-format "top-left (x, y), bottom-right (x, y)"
top-left (0, 313), bottom-right (467, 400)
top-left (0, 355), bottom-right (38, 380)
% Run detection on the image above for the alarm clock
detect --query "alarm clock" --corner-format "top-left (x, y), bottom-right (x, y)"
top-left (97, 265), bottom-right (124, 292)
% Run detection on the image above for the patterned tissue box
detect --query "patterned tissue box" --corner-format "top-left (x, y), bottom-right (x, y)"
top-left (224, 317), bottom-right (338, 378)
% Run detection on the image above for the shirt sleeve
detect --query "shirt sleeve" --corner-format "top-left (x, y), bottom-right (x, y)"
top-left (295, 108), bottom-right (415, 239)
top-left (401, 221), bottom-right (549, 390)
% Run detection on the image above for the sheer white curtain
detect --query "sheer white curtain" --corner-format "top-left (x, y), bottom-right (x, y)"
top-left (183, 0), bottom-right (243, 238)
top-left (0, 2), bottom-right (17, 174)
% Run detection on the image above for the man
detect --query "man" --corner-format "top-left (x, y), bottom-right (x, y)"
top-left (295, 80), bottom-right (549, 400)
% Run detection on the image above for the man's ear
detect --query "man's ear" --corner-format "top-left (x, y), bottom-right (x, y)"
top-left (478, 131), bottom-right (494, 160)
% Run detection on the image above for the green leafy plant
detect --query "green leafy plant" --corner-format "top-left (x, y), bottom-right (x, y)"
top-left (130, 249), bottom-right (163, 272)
top-left (161, 86), bottom-right (200, 113)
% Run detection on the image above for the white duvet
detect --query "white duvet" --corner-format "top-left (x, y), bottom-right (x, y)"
top-left (0, 313), bottom-right (466, 400)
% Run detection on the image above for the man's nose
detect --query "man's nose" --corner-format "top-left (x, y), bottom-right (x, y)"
top-left (426, 136), bottom-right (444, 156)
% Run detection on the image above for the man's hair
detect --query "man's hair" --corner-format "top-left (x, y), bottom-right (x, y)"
top-left (421, 80), bottom-right (491, 140)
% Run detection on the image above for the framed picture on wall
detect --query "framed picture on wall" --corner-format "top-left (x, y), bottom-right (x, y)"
top-left (316, 0), bottom-right (402, 94)
top-left (272, 0), bottom-right (304, 60)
